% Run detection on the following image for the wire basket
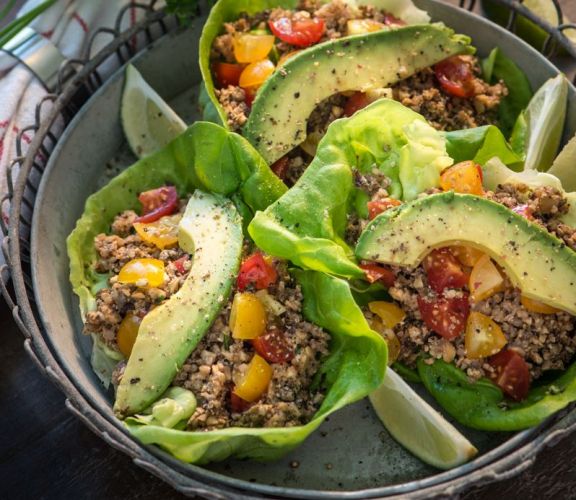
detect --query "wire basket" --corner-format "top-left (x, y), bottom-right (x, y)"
top-left (1, 0), bottom-right (576, 497)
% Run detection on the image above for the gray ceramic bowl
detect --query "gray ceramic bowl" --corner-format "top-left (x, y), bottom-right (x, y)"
top-left (29, 0), bottom-right (576, 497)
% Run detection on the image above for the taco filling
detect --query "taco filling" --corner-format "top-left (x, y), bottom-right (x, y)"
top-left (84, 186), bottom-right (330, 429)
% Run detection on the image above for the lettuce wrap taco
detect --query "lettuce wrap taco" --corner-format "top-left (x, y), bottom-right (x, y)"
top-left (67, 122), bottom-right (387, 463)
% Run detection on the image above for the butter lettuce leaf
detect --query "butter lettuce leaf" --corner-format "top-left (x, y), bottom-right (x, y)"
top-left (418, 359), bottom-right (576, 431)
top-left (126, 271), bottom-right (387, 464)
top-left (249, 99), bottom-right (452, 279)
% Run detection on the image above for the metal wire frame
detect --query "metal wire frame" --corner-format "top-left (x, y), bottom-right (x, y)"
top-left (1, 0), bottom-right (576, 497)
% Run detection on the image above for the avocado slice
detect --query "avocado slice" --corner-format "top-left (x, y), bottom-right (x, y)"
top-left (114, 191), bottom-right (243, 417)
top-left (356, 192), bottom-right (576, 314)
top-left (244, 24), bottom-right (474, 164)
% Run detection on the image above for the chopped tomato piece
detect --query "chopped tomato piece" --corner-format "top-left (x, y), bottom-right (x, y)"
top-left (239, 59), bottom-right (275, 89)
top-left (135, 186), bottom-right (178, 224)
top-left (212, 62), bottom-right (245, 88)
top-left (230, 391), bottom-right (252, 412)
top-left (233, 354), bottom-right (273, 402)
top-left (116, 312), bottom-right (141, 358)
top-left (359, 263), bottom-right (396, 287)
top-left (118, 258), bottom-right (165, 288)
top-left (469, 254), bottom-right (505, 302)
top-left (233, 34), bottom-right (275, 63)
top-left (237, 252), bottom-right (278, 291)
top-left (368, 301), bottom-right (406, 329)
top-left (520, 296), bottom-right (560, 314)
top-left (367, 198), bottom-right (402, 220)
top-left (344, 92), bottom-right (372, 117)
top-left (382, 13), bottom-right (406, 26)
top-left (172, 255), bottom-right (189, 274)
top-left (423, 248), bottom-right (468, 293)
top-left (465, 311), bottom-right (507, 359)
top-left (244, 85), bottom-right (258, 108)
top-left (488, 349), bottom-right (531, 401)
top-left (269, 17), bottom-right (325, 47)
top-left (270, 156), bottom-right (290, 181)
top-left (229, 292), bottom-right (267, 340)
top-left (451, 245), bottom-right (484, 267)
top-left (417, 294), bottom-right (470, 340)
top-left (512, 204), bottom-right (534, 220)
top-left (368, 317), bottom-right (401, 365)
top-left (434, 56), bottom-right (476, 98)
top-left (252, 328), bottom-right (294, 364)
top-left (133, 214), bottom-right (181, 250)
top-left (440, 161), bottom-right (484, 196)
top-left (277, 50), bottom-right (301, 66)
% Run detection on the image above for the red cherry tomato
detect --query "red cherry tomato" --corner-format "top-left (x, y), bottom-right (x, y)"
top-left (270, 156), bottom-right (290, 181)
top-left (359, 263), bottom-right (396, 287)
top-left (237, 252), bottom-right (278, 291)
top-left (417, 294), bottom-right (470, 340)
top-left (230, 390), bottom-right (252, 412)
top-left (488, 349), bottom-right (531, 401)
top-left (269, 17), bottom-right (325, 47)
top-left (423, 248), bottom-right (469, 294)
top-left (212, 62), bottom-right (244, 88)
top-left (434, 56), bottom-right (476, 98)
top-left (367, 198), bottom-right (402, 220)
top-left (343, 92), bottom-right (372, 117)
top-left (252, 329), bottom-right (294, 364)
top-left (135, 186), bottom-right (178, 224)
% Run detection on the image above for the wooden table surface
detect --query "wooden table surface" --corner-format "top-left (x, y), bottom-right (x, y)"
top-left (1, 1), bottom-right (576, 498)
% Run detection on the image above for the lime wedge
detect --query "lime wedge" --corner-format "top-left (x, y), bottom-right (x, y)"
top-left (522, 0), bottom-right (576, 45)
top-left (121, 64), bottom-right (187, 158)
top-left (369, 369), bottom-right (478, 470)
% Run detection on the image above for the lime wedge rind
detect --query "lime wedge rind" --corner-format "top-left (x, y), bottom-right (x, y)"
top-left (121, 64), bottom-right (187, 159)
top-left (369, 368), bottom-right (478, 470)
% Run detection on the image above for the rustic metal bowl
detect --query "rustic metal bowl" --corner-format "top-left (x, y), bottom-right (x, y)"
top-left (12, 0), bottom-right (576, 497)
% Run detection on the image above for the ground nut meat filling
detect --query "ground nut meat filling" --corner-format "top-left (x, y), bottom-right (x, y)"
top-left (173, 263), bottom-right (330, 430)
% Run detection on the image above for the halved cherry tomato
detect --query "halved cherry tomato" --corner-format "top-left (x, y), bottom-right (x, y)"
top-left (233, 34), bottom-right (275, 63)
top-left (434, 56), bottom-right (476, 98)
top-left (118, 258), bottom-right (165, 288)
top-left (237, 252), bottom-right (278, 291)
top-left (269, 17), bottom-right (325, 47)
top-left (423, 248), bottom-right (468, 293)
top-left (488, 349), bottom-right (531, 401)
top-left (229, 292), bottom-right (267, 340)
top-left (367, 198), bottom-right (402, 220)
top-left (439, 161), bottom-right (484, 196)
top-left (359, 263), bottom-right (396, 287)
top-left (116, 312), bottom-right (141, 358)
top-left (212, 62), bottom-right (245, 88)
top-left (233, 354), bottom-right (273, 402)
top-left (417, 294), bottom-right (470, 340)
top-left (133, 214), bottom-right (181, 250)
top-left (512, 204), bottom-right (534, 220)
top-left (451, 245), bottom-right (484, 267)
top-left (344, 92), bottom-right (372, 117)
top-left (465, 311), bottom-right (507, 359)
top-left (252, 328), bottom-right (294, 364)
top-left (346, 19), bottom-right (386, 35)
top-left (244, 85), bottom-right (258, 108)
top-left (230, 391), bottom-right (252, 412)
top-left (469, 254), bottom-right (505, 302)
top-left (271, 156), bottom-right (290, 181)
top-left (520, 296), bottom-right (560, 314)
top-left (239, 59), bottom-right (275, 90)
top-left (135, 186), bottom-right (178, 224)
top-left (173, 255), bottom-right (190, 274)
top-left (368, 301), bottom-right (406, 329)
top-left (368, 317), bottom-right (401, 365)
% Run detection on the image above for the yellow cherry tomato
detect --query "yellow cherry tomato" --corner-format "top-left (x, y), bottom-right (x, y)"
top-left (520, 296), bottom-right (560, 314)
top-left (233, 354), bottom-right (273, 402)
top-left (239, 59), bottom-right (275, 89)
top-left (117, 312), bottom-right (141, 358)
top-left (229, 292), bottom-right (267, 339)
top-left (118, 258), bottom-right (165, 288)
top-left (277, 50), bottom-right (301, 66)
top-left (451, 245), bottom-right (485, 267)
top-left (440, 161), bottom-right (484, 196)
top-left (369, 317), bottom-right (401, 365)
top-left (133, 214), bottom-right (181, 250)
top-left (368, 301), bottom-right (406, 329)
top-left (465, 311), bottom-right (507, 359)
top-left (233, 34), bottom-right (275, 63)
top-left (346, 19), bottom-right (386, 35)
top-left (469, 254), bottom-right (505, 303)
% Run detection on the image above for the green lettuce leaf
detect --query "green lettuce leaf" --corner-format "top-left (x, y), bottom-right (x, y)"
top-left (126, 271), bottom-right (387, 464)
top-left (128, 387), bottom-right (197, 430)
top-left (443, 125), bottom-right (522, 169)
top-left (481, 47), bottom-right (532, 136)
top-left (199, 0), bottom-right (429, 128)
top-left (418, 359), bottom-right (576, 431)
top-left (248, 99), bottom-right (452, 279)
top-left (68, 121), bottom-right (286, 319)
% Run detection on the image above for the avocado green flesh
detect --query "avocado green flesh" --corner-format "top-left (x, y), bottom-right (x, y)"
top-left (114, 191), bottom-right (243, 417)
top-left (244, 24), bottom-right (474, 164)
top-left (356, 192), bottom-right (576, 315)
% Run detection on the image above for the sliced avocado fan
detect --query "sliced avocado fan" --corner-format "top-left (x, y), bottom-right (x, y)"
top-left (355, 192), bottom-right (576, 315)
top-left (114, 191), bottom-right (243, 418)
top-left (244, 23), bottom-right (474, 164)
